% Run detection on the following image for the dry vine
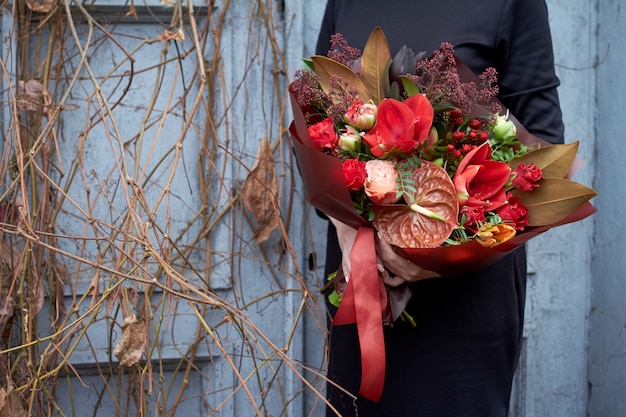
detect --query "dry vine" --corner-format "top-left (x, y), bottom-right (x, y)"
top-left (0, 1), bottom-right (328, 415)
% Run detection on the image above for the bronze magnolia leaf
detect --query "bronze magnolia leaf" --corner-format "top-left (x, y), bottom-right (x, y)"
top-left (360, 27), bottom-right (392, 104)
top-left (509, 141), bottom-right (579, 179)
top-left (311, 56), bottom-right (372, 102)
top-left (512, 178), bottom-right (597, 226)
top-left (374, 162), bottom-right (458, 248)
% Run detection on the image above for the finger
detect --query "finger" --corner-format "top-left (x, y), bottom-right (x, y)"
top-left (382, 273), bottom-right (406, 287)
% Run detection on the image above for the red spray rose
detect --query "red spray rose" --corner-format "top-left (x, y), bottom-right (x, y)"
top-left (342, 158), bottom-right (367, 190)
top-left (512, 163), bottom-right (543, 192)
top-left (307, 117), bottom-right (337, 153)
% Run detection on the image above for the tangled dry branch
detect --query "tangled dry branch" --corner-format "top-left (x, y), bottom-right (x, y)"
top-left (0, 1), bottom-right (327, 415)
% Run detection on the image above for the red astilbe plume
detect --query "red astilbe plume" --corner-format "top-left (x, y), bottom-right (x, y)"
top-left (327, 33), bottom-right (362, 68)
top-left (325, 75), bottom-right (360, 121)
top-left (410, 43), bottom-right (501, 115)
top-left (291, 69), bottom-right (330, 110)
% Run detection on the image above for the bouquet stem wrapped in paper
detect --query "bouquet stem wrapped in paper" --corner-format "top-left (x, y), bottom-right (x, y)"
top-left (289, 28), bottom-right (596, 401)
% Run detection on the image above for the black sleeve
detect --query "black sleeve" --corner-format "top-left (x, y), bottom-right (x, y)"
top-left (315, 0), bottom-right (336, 55)
top-left (496, 0), bottom-right (565, 144)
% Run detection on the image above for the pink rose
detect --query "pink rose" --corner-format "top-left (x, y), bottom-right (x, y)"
top-left (364, 160), bottom-right (400, 204)
top-left (342, 159), bottom-right (367, 190)
top-left (307, 117), bottom-right (337, 153)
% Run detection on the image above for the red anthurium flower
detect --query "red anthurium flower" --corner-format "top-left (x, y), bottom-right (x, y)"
top-left (512, 163), bottom-right (543, 192)
top-left (453, 142), bottom-right (511, 211)
top-left (362, 95), bottom-right (434, 158)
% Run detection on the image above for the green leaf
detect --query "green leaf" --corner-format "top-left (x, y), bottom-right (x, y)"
top-left (301, 58), bottom-right (314, 70)
top-left (328, 290), bottom-right (342, 308)
top-left (400, 75), bottom-right (420, 97)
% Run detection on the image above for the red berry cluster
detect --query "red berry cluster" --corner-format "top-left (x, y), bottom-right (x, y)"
top-left (431, 109), bottom-right (494, 176)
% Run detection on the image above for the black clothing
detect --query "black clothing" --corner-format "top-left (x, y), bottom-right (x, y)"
top-left (316, 1), bottom-right (564, 416)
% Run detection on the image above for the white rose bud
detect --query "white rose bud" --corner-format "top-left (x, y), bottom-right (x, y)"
top-left (338, 125), bottom-right (362, 151)
top-left (492, 112), bottom-right (517, 141)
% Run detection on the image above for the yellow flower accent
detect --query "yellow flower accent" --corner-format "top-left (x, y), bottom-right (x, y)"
top-left (476, 223), bottom-right (517, 248)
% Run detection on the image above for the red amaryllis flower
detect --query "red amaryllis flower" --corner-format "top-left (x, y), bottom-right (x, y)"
top-left (453, 142), bottom-right (510, 211)
top-left (512, 163), bottom-right (543, 192)
top-left (342, 158), bottom-right (367, 190)
top-left (362, 94), bottom-right (434, 158)
top-left (307, 117), bottom-right (337, 153)
top-left (496, 192), bottom-right (530, 230)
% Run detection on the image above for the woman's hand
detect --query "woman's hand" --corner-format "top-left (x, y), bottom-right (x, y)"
top-left (329, 216), bottom-right (440, 285)
top-left (375, 234), bottom-right (440, 286)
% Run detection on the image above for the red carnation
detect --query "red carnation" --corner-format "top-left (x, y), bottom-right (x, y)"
top-left (496, 193), bottom-right (529, 231)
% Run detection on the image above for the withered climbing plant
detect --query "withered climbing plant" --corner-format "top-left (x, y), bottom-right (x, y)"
top-left (0, 1), bottom-right (327, 416)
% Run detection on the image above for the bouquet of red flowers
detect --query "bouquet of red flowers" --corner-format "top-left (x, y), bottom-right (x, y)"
top-left (289, 28), bottom-right (596, 401)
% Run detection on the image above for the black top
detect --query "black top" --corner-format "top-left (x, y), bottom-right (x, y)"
top-left (315, 1), bottom-right (564, 416)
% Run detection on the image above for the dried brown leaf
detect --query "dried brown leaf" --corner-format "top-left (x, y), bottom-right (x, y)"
top-left (126, 4), bottom-right (138, 19)
top-left (114, 314), bottom-right (146, 367)
top-left (241, 138), bottom-right (280, 243)
top-left (158, 29), bottom-right (185, 42)
top-left (25, 0), bottom-right (54, 13)
top-left (0, 386), bottom-right (27, 417)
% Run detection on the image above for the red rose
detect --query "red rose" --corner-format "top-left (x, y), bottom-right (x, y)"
top-left (496, 193), bottom-right (529, 231)
top-left (307, 117), bottom-right (337, 153)
top-left (342, 158), bottom-right (367, 190)
top-left (362, 95), bottom-right (434, 158)
top-left (512, 163), bottom-right (543, 192)
top-left (453, 142), bottom-right (510, 212)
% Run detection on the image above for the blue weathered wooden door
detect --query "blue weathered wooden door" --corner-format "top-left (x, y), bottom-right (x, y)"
top-left (0, 1), bottom-right (327, 415)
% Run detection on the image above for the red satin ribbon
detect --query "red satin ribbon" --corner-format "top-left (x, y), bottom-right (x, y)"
top-left (332, 227), bottom-right (386, 402)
